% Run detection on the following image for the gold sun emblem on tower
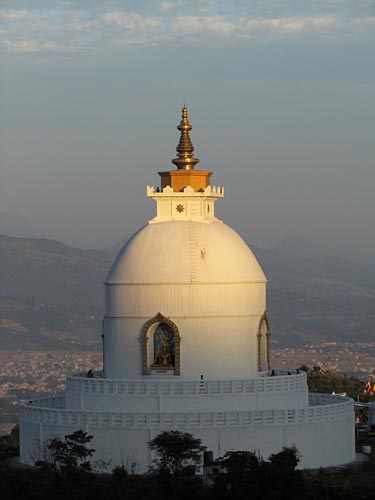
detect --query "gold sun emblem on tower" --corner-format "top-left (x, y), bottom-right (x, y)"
top-left (176, 204), bottom-right (185, 213)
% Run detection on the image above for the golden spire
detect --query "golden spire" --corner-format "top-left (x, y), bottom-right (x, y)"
top-left (172, 106), bottom-right (200, 170)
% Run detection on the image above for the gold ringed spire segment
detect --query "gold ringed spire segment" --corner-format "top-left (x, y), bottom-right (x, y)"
top-left (172, 106), bottom-right (200, 170)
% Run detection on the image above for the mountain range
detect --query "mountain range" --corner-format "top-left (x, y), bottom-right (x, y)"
top-left (0, 233), bottom-right (374, 350)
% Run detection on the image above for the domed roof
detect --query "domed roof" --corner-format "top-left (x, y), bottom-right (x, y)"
top-left (106, 221), bottom-right (266, 284)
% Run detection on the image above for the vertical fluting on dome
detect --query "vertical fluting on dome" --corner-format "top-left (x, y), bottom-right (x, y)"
top-left (172, 106), bottom-right (200, 170)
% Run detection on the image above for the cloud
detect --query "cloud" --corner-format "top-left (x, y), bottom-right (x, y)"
top-left (171, 15), bottom-right (234, 36)
top-left (0, 8), bottom-right (99, 53)
top-left (1, 40), bottom-right (40, 53)
top-left (168, 14), bottom-right (375, 41)
top-left (1, 39), bottom-right (82, 53)
top-left (160, 1), bottom-right (185, 12)
top-left (0, 3), bottom-right (374, 55)
top-left (236, 16), bottom-right (339, 37)
top-left (0, 9), bottom-right (34, 21)
top-left (102, 11), bottom-right (165, 46)
top-left (103, 12), bottom-right (162, 31)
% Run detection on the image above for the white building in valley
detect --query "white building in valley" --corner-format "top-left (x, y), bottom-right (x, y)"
top-left (20, 107), bottom-right (354, 471)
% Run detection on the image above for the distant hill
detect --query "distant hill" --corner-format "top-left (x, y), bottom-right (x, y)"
top-left (270, 234), bottom-right (374, 266)
top-left (271, 234), bottom-right (342, 261)
top-left (0, 234), bottom-right (113, 350)
top-left (0, 234), bottom-right (112, 306)
top-left (252, 245), bottom-right (375, 300)
top-left (251, 245), bottom-right (375, 345)
top-left (0, 234), bottom-right (374, 350)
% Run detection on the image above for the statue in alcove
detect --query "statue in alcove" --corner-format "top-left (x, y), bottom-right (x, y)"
top-left (153, 323), bottom-right (175, 368)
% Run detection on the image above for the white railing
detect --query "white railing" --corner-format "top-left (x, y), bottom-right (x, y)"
top-left (66, 373), bottom-right (307, 397)
top-left (308, 393), bottom-right (350, 405)
top-left (20, 393), bottom-right (353, 428)
top-left (21, 396), bottom-right (65, 409)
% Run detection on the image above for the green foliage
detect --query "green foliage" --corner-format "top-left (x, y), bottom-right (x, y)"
top-left (112, 465), bottom-right (128, 481)
top-left (148, 430), bottom-right (206, 477)
top-left (93, 457), bottom-right (112, 473)
top-left (214, 451), bottom-right (262, 499)
top-left (305, 365), bottom-right (374, 401)
top-left (37, 430), bottom-right (94, 473)
top-left (217, 451), bottom-right (261, 483)
top-left (213, 447), bottom-right (303, 500)
top-left (0, 425), bottom-right (19, 463)
top-left (269, 445), bottom-right (301, 472)
top-left (1, 445), bottom-right (375, 500)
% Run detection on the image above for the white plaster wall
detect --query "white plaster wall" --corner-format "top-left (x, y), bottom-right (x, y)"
top-left (104, 281), bottom-right (266, 380)
top-left (153, 196), bottom-right (219, 222)
top-left (104, 318), bottom-right (143, 378)
top-left (284, 414), bottom-right (355, 468)
top-left (104, 315), bottom-right (263, 380)
top-left (65, 389), bottom-right (309, 413)
top-left (105, 283), bottom-right (266, 317)
top-left (20, 414), bottom-right (354, 473)
top-left (19, 421), bottom-right (42, 465)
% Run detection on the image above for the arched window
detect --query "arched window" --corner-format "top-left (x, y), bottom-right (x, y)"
top-left (141, 313), bottom-right (181, 376)
top-left (257, 311), bottom-right (270, 372)
top-left (153, 323), bottom-right (175, 368)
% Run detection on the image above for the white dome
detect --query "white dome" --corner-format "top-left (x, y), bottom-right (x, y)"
top-left (106, 221), bottom-right (266, 284)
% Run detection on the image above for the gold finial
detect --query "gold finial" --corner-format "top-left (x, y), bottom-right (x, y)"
top-left (172, 106), bottom-right (200, 170)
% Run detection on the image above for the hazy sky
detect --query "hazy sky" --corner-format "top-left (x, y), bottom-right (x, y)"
top-left (1, 1), bottom-right (374, 263)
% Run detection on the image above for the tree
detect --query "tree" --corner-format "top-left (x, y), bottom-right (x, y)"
top-left (214, 451), bottom-right (263, 499)
top-left (148, 430), bottom-right (206, 477)
top-left (37, 430), bottom-right (94, 473)
top-left (268, 445), bottom-right (300, 473)
top-left (303, 366), bottom-right (371, 401)
top-left (0, 424), bottom-right (19, 463)
top-left (266, 446), bottom-right (305, 499)
top-left (212, 447), bottom-right (304, 500)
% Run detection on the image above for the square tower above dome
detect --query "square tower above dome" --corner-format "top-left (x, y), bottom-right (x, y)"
top-left (147, 184), bottom-right (224, 223)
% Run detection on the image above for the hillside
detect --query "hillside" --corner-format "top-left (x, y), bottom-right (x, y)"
top-left (0, 235), bottom-right (112, 306)
top-left (0, 234), bottom-right (374, 349)
top-left (252, 245), bottom-right (375, 345)
top-left (0, 235), bottom-right (111, 351)
top-left (253, 245), bottom-right (375, 300)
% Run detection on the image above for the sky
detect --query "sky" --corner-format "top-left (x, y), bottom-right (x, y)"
top-left (0, 0), bottom-right (374, 263)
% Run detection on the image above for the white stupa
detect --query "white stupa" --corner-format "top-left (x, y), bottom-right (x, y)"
top-left (20, 107), bottom-right (354, 471)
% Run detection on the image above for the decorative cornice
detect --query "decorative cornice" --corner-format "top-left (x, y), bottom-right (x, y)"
top-left (147, 185), bottom-right (224, 197)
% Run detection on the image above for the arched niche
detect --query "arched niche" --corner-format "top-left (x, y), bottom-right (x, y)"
top-left (141, 313), bottom-right (181, 376)
top-left (257, 311), bottom-right (270, 372)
